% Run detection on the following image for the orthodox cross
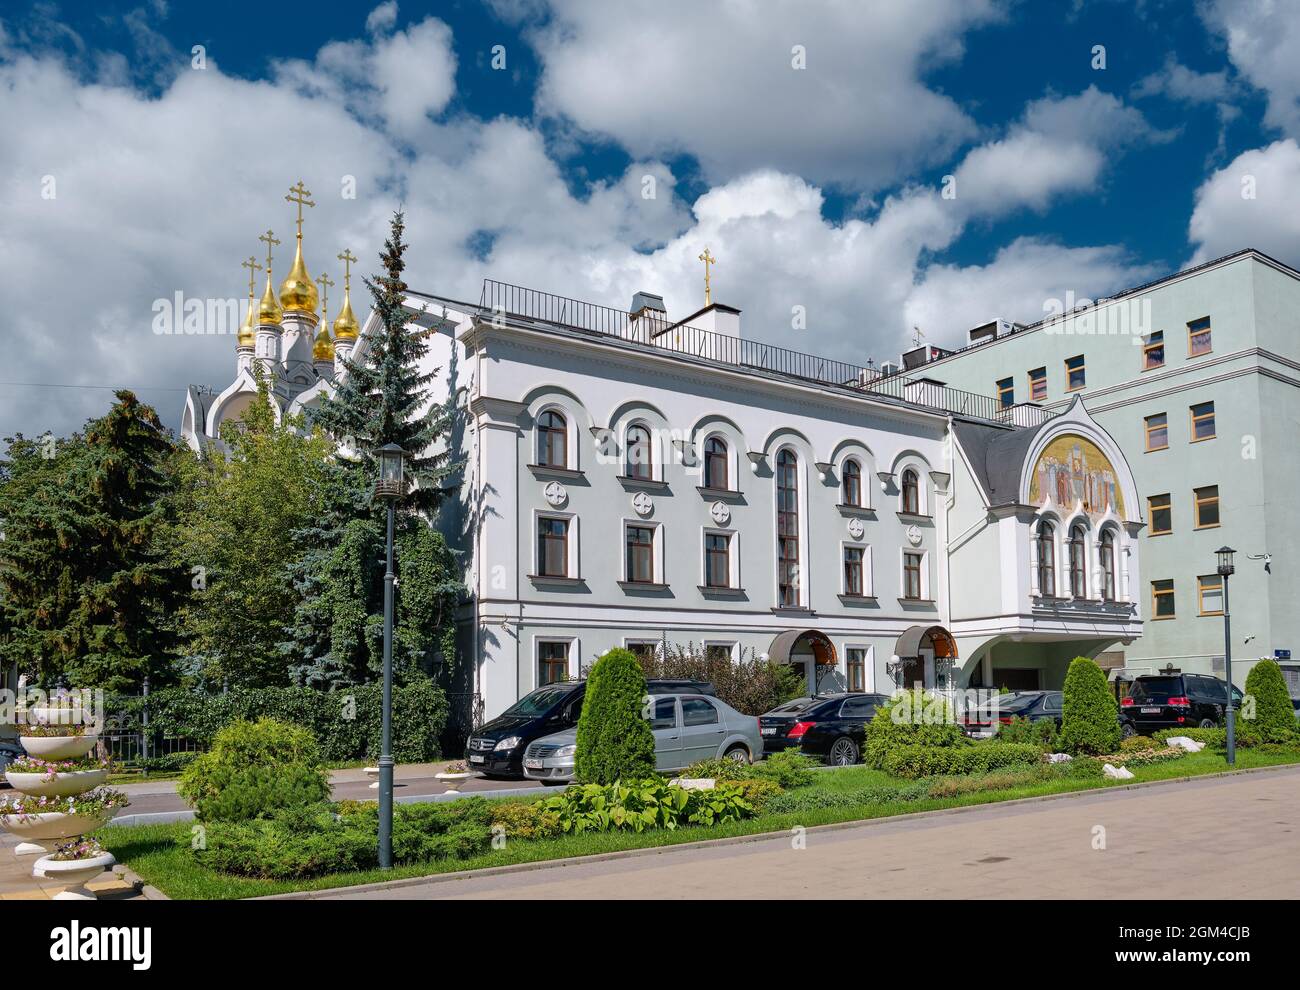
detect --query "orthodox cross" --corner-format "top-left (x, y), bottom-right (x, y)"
top-left (284, 180), bottom-right (315, 238)
top-left (698, 247), bottom-right (716, 306)
top-left (316, 272), bottom-right (334, 316)
top-left (258, 229), bottom-right (280, 276)
top-left (337, 248), bottom-right (358, 291)
top-left (241, 255), bottom-right (262, 299)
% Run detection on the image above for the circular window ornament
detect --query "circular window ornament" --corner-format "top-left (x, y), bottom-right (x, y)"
top-left (847, 517), bottom-right (865, 541)
top-left (632, 491), bottom-right (654, 517)
top-left (544, 481), bottom-right (567, 507)
top-left (710, 500), bottom-right (730, 525)
top-left (906, 524), bottom-right (922, 546)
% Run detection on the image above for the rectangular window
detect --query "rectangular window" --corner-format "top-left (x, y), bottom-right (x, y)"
top-left (1188, 316), bottom-right (1212, 357)
top-left (1065, 354), bottom-right (1086, 391)
top-left (996, 377), bottom-right (1014, 409)
top-left (704, 643), bottom-right (734, 664)
top-left (537, 641), bottom-right (569, 685)
top-left (846, 647), bottom-right (867, 693)
top-left (1194, 485), bottom-right (1220, 529)
top-left (1144, 413), bottom-right (1168, 451)
top-left (537, 517), bottom-right (569, 577)
top-left (625, 525), bottom-right (655, 583)
top-left (1148, 494), bottom-right (1172, 535)
top-left (1029, 367), bottom-right (1047, 402)
top-left (626, 641), bottom-right (658, 664)
top-left (903, 551), bottom-right (923, 601)
top-left (704, 532), bottom-right (731, 588)
top-left (1151, 579), bottom-right (1176, 619)
top-left (1198, 575), bottom-right (1224, 616)
top-left (843, 546), bottom-right (865, 596)
top-left (1190, 401), bottom-right (1216, 442)
top-left (1142, 331), bottom-right (1165, 370)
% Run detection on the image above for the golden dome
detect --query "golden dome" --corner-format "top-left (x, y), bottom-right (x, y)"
top-left (312, 322), bottom-right (335, 362)
top-left (258, 272), bottom-right (283, 326)
top-left (279, 237), bottom-right (319, 315)
top-left (237, 295), bottom-right (256, 348)
top-left (332, 287), bottom-right (359, 340)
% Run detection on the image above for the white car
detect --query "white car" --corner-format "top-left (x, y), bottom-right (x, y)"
top-left (522, 693), bottom-right (761, 784)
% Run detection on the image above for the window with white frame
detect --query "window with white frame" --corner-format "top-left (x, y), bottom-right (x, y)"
top-left (776, 449), bottom-right (801, 606)
top-left (624, 522), bottom-right (657, 583)
top-left (624, 423), bottom-right (654, 480)
top-left (703, 435), bottom-right (729, 490)
top-left (535, 513), bottom-right (574, 578)
top-left (900, 468), bottom-right (921, 515)
top-left (1068, 524), bottom-right (1087, 598)
top-left (1035, 520), bottom-right (1056, 597)
top-left (845, 645), bottom-right (871, 692)
top-left (536, 409), bottom-right (568, 468)
top-left (703, 642), bottom-right (736, 663)
top-left (841, 458), bottom-right (863, 507)
top-left (842, 543), bottom-right (872, 597)
top-left (902, 549), bottom-right (926, 600)
top-left (703, 529), bottom-right (735, 589)
top-left (537, 640), bottom-right (571, 685)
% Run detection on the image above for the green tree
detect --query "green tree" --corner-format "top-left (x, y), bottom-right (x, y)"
top-left (282, 211), bottom-right (463, 688)
top-left (0, 392), bottom-right (183, 691)
top-left (1059, 656), bottom-right (1121, 755)
top-left (1240, 659), bottom-right (1297, 744)
top-left (574, 648), bottom-right (656, 784)
top-left (171, 371), bottom-right (333, 687)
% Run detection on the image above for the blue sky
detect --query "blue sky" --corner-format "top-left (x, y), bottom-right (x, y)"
top-left (3, 0), bottom-right (1299, 437)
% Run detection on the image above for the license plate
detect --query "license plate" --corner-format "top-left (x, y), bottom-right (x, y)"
top-left (469, 754), bottom-right (485, 764)
top-left (761, 727), bottom-right (776, 736)
top-left (524, 758), bottom-right (543, 769)
top-left (1141, 707), bottom-right (1161, 714)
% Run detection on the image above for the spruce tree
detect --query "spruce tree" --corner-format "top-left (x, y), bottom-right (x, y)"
top-left (283, 212), bottom-right (463, 688)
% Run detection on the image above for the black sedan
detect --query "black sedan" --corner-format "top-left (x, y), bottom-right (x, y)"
top-left (758, 693), bottom-right (891, 766)
top-left (961, 690), bottom-right (1063, 737)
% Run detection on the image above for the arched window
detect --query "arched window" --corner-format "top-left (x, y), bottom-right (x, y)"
top-left (901, 468), bottom-right (920, 515)
top-left (625, 424), bottom-right (652, 480)
top-left (537, 410), bottom-right (566, 467)
top-left (703, 436), bottom-right (728, 490)
top-left (1069, 525), bottom-right (1087, 597)
top-left (1036, 521), bottom-right (1056, 597)
top-left (1100, 529), bottom-right (1116, 602)
top-left (842, 459), bottom-right (862, 507)
top-left (777, 450), bottom-right (800, 607)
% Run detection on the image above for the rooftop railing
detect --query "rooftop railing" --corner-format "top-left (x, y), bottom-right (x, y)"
top-left (479, 279), bottom-right (1059, 429)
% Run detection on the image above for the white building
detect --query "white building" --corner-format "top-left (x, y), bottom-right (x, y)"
top-left (184, 274), bottom-right (1145, 723)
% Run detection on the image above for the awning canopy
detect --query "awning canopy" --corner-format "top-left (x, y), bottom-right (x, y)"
top-left (894, 624), bottom-right (958, 660)
top-left (768, 629), bottom-right (837, 666)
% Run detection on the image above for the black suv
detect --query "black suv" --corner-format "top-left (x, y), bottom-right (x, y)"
top-left (961, 691), bottom-right (1063, 737)
top-left (464, 678), bottom-right (714, 778)
top-left (758, 693), bottom-right (891, 766)
top-left (1120, 673), bottom-right (1243, 735)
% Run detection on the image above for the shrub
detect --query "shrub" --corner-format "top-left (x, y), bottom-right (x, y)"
top-left (636, 641), bottom-right (806, 715)
top-left (1153, 727), bottom-right (1226, 748)
top-left (926, 766), bottom-right (1055, 798)
top-left (489, 801), bottom-right (562, 841)
top-left (1059, 657), bottom-right (1121, 755)
top-left (107, 679), bottom-right (448, 764)
top-left (178, 718), bottom-right (330, 822)
top-left (1241, 660), bottom-right (1297, 745)
top-left (539, 779), bottom-right (755, 833)
top-left (992, 716), bottom-right (1057, 750)
top-left (1119, 734), bottom-right (1161, 752)
top-left (746, 750), bottom-right (820, 789)
top-left (864, 689), bottom-right (963, 769)
top-left (679, 757), bottom-right (752, 782)
top-left (882, 742), bottom-right (1042, 779)
top-left (196, 799), bottom-right (492, 879)
top-left (574, 648), bottom-right (656, 785)
top-left (764, 781), bottom-right (933, 814)
top-left (729, 778), bottom-right (783, 810)
top-left (1051, 755), bottom-right (1104, 779)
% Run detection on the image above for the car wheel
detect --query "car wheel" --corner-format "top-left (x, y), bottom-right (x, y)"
top-left (723, 744), bottom-right (750, 765)
top-left (1199, 717), bottom-right (1217, 729)
top-left (1120, 722), bottom-right (1136, 739)
top-left (828, 737), bottom-right (859, 767)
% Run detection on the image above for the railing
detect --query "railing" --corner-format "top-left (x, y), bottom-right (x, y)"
top-left (479, 280), bottom-right (1059, 428)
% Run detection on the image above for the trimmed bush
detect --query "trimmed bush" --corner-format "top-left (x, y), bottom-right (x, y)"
top-left (746, 750), bottom-right (820, 789)
top-left (992, 716), bottom-right (1057, 750)
top-left (489, 801), bottom-right (563, 841)
top-left (864, 689), bottom-right (963, 769)
top-left (178, 718), bottom-right (330, 822)
top-left (1059, 657), bottom-right (1121, 755)
top-left (1153, 726), bottom-right (1226, 748)
top-left (574, 648), bottom-right (656, 785)
top-left (539, 779), bottom-right (755, 833)
top-left (1240, 659), bottom-right (1297, 745)
top-left (107, 678), bottom-right (448, 764)
top-left (882, 742), bottom-right (1042, 779)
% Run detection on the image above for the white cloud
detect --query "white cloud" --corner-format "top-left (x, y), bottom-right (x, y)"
top-left (1200, 0), bottom-right (1300, 138)
top-left (366, 2), bottom-right (399, 36)
top-left (521, 0), bottom-right (1004, 189)
top-left (1187, 139), bottom-right (1300, 263)
top-left (1132, 54), bottom-right (1234, 104)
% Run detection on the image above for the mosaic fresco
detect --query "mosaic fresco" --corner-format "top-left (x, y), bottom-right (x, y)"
top-left (1028, 434), bottom-right (1124, 518)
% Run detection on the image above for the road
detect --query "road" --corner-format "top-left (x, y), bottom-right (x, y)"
top-left (104, 763), bottom-right (544, 817)
top-left (311, 766), bottom-right (1300, 899)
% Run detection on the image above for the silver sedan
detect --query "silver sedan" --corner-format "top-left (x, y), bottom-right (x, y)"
top-left (522, 693), bottom-right (761, 784)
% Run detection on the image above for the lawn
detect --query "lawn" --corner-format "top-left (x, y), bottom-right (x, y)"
top-left (97, 745), bottom-right (1300, 900)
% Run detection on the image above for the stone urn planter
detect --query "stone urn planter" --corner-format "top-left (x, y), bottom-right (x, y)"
top-left (5, 768), bottom-right (109, 798)
top-left (434, 767), bottom-right (477, 794)
top-left (34, 850), bottom-right (117, 900)
top-left (17, 733), bottom-right (99, 761)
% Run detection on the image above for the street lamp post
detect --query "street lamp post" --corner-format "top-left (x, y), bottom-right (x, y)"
top-left (374, 443), bottom-right (407, 869)
top-left (1216, 546), bottom-right (1236, 766)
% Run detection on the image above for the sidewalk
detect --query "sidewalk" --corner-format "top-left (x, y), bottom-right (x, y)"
top-left (0, 832), bottom-right (160, 901)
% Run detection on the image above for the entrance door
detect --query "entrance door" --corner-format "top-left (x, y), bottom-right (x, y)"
top-left (898, 656), bottom-right (924, 689)
top-left (994, 668), bottom-right (1041, 691)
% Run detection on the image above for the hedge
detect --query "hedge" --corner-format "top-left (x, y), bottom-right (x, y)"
top-left (107, 679), bottom-right (448, 763)
top-left (1059, 657), bottom-right (1121, 755)
top-left (881, 743), bottom-right (1044, 779)
top-left (574, 648), bottom-right (656, 785)
top-left (1240, 659), bottom-right (1298, 745)
top-left (864, 688), bottom-right (964, 769)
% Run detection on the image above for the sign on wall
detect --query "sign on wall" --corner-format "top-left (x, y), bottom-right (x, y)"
top-left (1028, 433), bottom-right (1125, 519)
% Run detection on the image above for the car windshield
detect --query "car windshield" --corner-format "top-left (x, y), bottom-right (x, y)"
top-left (501, 686), bottom-right (573, 718)
top-left (988, 693), bottom-right (1038, 713)
top-left (1129, 677), bottom-right (1182, 702)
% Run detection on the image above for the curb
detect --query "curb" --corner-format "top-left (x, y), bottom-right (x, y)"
top-left (258, 760), bottom-right (1300, 900)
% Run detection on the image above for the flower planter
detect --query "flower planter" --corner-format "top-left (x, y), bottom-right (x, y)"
top-left (0, 810), bottom-right (119, 851)
top-left (34, 851), bottom-right (116, 900)
top-left (5, 768), bottom-right (109, 797)
top-left (434, 771), bottom-right (476, 794)
top-left (24, 706), bottom-right (89, 729)
top-left (18, 734), bottom-right (99, 761)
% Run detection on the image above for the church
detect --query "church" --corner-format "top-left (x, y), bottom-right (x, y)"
top-left (181, 195), bottom-right (1145, 724)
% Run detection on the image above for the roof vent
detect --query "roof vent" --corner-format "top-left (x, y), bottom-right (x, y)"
top-left (630, 291), bottom-right (666, 318)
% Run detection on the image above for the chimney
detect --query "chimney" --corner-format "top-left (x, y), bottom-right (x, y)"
top-left (628, 291), bottom-right (668, 341)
